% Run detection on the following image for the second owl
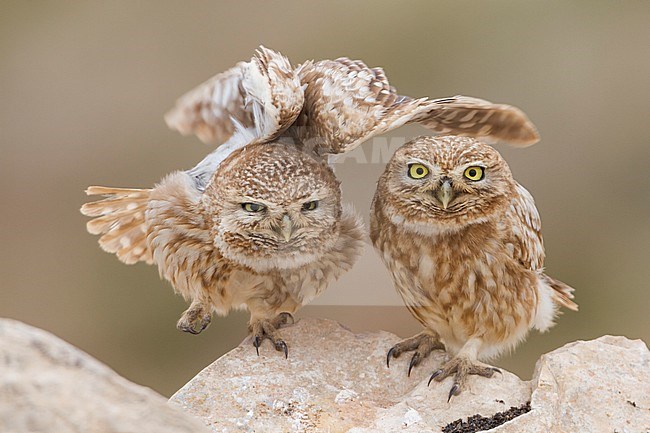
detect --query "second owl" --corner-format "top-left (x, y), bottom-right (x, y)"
top-left (372, 135), bottom-right (578, 399)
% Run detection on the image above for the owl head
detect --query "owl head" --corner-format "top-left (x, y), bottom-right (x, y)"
top-left (202, 141), bottom-right (342, 271)
top-left (377, 136), bottom-right (515, 234)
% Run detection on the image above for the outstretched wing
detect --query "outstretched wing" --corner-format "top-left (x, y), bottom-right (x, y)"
top-left (290, 58), bottom-right (426, 154)
top-left (165, 46), bottom-right (304, 146)
top-left (290, 58), bottom-right (539, 155)
top-left (81, 186), bottom-right (154, 265)
top-left (81, 172), bottom-right (230, 312)
top-left (411, 95), bottom-right (539, 146)
top-left (166, 46), bottom-right (305, 191)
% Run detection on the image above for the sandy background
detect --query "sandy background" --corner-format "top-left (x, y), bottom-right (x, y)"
top-left (1, 1), bottom-right (648, 396)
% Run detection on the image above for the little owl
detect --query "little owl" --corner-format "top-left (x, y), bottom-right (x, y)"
top-left (82, 46), bottom-right (540, 356)
top-left (371, 135), bottom-right (578, 399)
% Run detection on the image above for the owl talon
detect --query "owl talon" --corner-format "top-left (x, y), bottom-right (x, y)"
top-left (197, 316), bottom-right (211, 333)
top-left (429, 356), bottom-right (500, 398)
top-left (386, 347), bottom-right (397, 368)
top-left (177, 303), bottom-right (212, 335)
top-left (408, 353), bottom-right (421, 377)
top-left (177, 322), bottom-right (199, 335)
top-left (428, 369), bottom-right (444, 386)
top-left (386, 331), bottom-right (444, 375)
top-left (249, 314), bottom-right (294, 358)
top-left (275, 340), bottom-right (288, 359)
top-left (448, 383), bottom-right (461, 402)
top-left (253, 336), bottom-right (261, 356)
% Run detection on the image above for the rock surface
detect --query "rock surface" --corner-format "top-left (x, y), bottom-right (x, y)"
top-left (170, 318), bottom-right (650, 433)
top-left (0, 319), bottom-right (211, 433)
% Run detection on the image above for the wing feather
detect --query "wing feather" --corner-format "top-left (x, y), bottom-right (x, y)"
top-left (291, 58), bottom-right (425, 154)
top-left (507, 183), bottom-right (545, 271)
top-left (165, 46), bottom-right (304, 146)
top-left (291, 58), bottom-right (539, 155)
top-left (81, 187), bottom-right (153, 265)
top-left (412, 96), bottom-right (539, 146)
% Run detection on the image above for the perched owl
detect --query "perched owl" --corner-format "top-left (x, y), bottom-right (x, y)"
top-left (371, 135), bottom-right (578, 399)
top-left (82, 46), bottom-right (540, 356)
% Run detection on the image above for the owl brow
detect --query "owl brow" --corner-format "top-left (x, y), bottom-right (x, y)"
top-left (289, 195), bottom-right (320, 207)
top-left (458, 160), bottom-right (487, 169)
top-left (237, 196), bottom-right (269, 205)
top-left (296, 184), bottom-right (329, 200)
top-left (407, 159), bottom-right (439, 170)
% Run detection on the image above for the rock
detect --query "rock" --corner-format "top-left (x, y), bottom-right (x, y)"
top-left (0, 319), bottom-right (211, 433)
top-left (518, 335), bottom-right (650, 433)
top-left (170, 318), bottom-right (650, 433)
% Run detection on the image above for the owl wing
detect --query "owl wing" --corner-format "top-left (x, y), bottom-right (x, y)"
top-left (81, 172), bottom-right (234, 313)
top-left (508, 183), bottom-right (545, 271)
top-left (80, 173), bottom-right (207, 267)
top-left (166, 46), bottom-right (305, 190)
top-left (508, 183), bottom-right (578, 311)
top-left (290, 58), bottom-right (539, 156)
top-left (81, 186), bottom-right (154, 265)
top-left (165, 46), bottom-right (304, 146)
top-left (411, 96), bottom-right (540, 146)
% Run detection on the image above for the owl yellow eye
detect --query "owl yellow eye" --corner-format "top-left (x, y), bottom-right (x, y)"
top-left (241, 202), bottom-right (265, 213)
top-left (302, 200), bottom-right (319, 211)
top-left (463, 166), bottom-right (485, 181)
top-left (408, 163), bottom-right (429, 179)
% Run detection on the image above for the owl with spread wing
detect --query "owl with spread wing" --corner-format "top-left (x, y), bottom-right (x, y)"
top-left (81, 46), bottom-right (539, 356)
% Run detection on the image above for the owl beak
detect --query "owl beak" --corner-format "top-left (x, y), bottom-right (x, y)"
top-left (274, 214), bottom-right (296, 242)
top-left (435, 180), bottom-right (455, 210)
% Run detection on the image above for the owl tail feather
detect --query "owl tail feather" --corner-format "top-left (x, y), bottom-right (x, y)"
top-left (543, 275), bottom-right (579, 312)
top-left (81, 186), bottom-right (153, 265)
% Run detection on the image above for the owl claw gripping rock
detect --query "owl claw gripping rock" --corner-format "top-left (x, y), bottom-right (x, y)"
top-left (82, 46), bottom-right (542, 357)
top-left (371, 136), bottom-right (578, 398)
top-left (250, 312), bottom-right (294, 358)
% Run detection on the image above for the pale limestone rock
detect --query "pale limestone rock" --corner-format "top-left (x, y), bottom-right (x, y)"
top-left (521, 336), bottom-right (650, 433)
top-left (0, 319), bottom-right (211, 433)
top-left (170, 318), bottom-right (650, 433)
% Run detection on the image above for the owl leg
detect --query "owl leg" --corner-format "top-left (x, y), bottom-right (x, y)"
top-left (427, 338), bottom-right (500, 401)
top-left (386, 329), bottom-right (445, 376)
top-left (249, 312), bottom-right (294, 359)
top-left (176, 299), bottom-right (212, 335)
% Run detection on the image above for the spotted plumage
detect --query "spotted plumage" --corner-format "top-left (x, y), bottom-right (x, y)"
top-left (82, 46), bottom-right (541, 356)
top-left (372, 136), bottom-right (577, 398)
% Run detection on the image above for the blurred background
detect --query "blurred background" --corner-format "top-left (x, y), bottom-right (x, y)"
top-left (1, 1), bottom-right (648, 397)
